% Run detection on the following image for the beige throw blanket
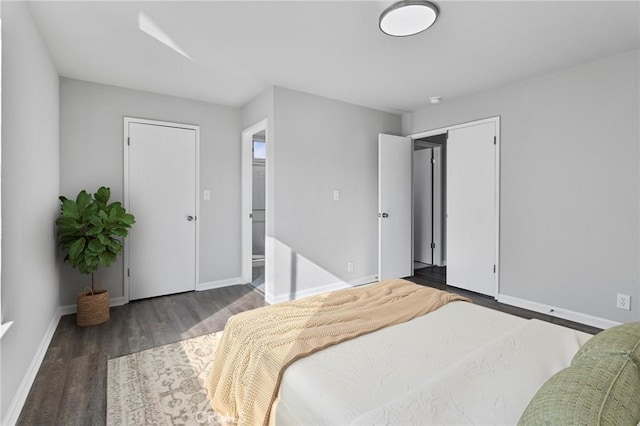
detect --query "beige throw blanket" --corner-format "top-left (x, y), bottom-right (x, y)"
top-left (206, 279), bottom-right (469, 426)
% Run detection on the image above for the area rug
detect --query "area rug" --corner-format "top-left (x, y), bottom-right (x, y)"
top-left (107, 332), bottom-right (231, 426)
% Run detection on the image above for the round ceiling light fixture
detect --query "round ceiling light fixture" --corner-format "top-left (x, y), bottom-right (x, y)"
top-left (379, 0), bottom-right (439, 37)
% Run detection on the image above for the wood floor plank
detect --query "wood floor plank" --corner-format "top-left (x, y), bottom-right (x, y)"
top-left (55, 353), bottom-right (96, 426)
top-left (16, 285), bottom-right (265, 425)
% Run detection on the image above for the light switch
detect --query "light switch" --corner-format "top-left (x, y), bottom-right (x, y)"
top-left (333, 189), bottom-right (340, 201)
top-left (203, 190), bottom-right (211, 201)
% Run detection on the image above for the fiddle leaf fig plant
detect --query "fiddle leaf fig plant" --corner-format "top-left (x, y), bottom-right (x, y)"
top-left (56, 187), bottom-right (135, 291)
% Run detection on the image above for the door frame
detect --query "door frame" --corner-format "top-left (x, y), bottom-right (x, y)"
top-left (123, 117), bottom-right (201, 303)
top-left (412, 141), bottom-right (444, 268)
top-left (408, 116), bottom-right (501, 297)
top-left (241, 119), bottom-right (268, 285)
top-left (432, 146), bottom-right (444, 267)
top-left (411, 146), bottom-right (435, 267)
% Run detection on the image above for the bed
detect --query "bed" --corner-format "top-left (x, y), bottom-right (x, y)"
top-left (272, 301), bottom-right (591, 425)
top-left (207, 279), bottom-right (640, 426)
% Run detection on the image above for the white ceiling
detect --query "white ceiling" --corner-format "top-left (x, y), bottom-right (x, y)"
top-left (29, 1), bottom-right (640, 113)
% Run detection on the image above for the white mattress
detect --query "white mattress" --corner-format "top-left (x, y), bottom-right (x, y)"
top-left (272, 301), bottom-right (591, 426)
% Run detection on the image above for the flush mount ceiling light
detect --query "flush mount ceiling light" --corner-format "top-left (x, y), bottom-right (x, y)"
top-left (379, 0), bottom-right (439, 37)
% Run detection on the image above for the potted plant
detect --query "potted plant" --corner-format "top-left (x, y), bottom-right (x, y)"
top-left (56, 187), bottom-right (135, 326)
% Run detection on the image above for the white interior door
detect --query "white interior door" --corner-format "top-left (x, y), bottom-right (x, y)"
top-left (446, 122), bottom-right (496, 296)
top-left (414, 148), bottom-right (433, 264)
top-left (126, 120), bottom-right (198, 300)
top-left (378, 134), bottom-right (413, 280)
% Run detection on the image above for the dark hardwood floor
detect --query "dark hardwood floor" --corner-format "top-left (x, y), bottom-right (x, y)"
top-left (18, 271), bottom-right (600, 424)
top-left (407, 266), bottom-right (602, 335)
top-left (17, 285), bottom-right (265, 426)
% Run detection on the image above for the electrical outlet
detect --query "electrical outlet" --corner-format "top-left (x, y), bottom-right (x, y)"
top-left (616, 294), bottom-right (631, 311)
top-left (347, 261), bottom-right (354, 272)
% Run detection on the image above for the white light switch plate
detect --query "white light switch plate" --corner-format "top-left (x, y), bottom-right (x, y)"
top-left (203, 190), bottom-right (210, 201)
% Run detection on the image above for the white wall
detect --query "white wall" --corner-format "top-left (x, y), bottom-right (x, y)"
top-left (241, 87), bottom-right (274, 130)
top-left (59, 78), bottom-right (242, 305)
top-left (406, 49), bottom-right (640, 323)
top-left (270, 87), bottom-right (401, 301)
top-left (0, 2), bottom-right (61, 421)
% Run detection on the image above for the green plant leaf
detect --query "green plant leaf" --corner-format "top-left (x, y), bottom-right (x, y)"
top-left (68, 238), bottom-right (86, 261)
top-left (88, 216), bottom-right (102, 227)
top-left (120, 214), bottom-right (136, 226)
top-left (76, 191), bottom-right (92, 214)
top-left (111, 227), bottom-right (128, 237)
top-left (85, 226), bottom-right (103, 237)
top-left (99, 251), bottom-right (117, 267)
top-left (56, 217), bottom-right (83, 232)
top-left (87, 239), bottom-right (106, 253)
top-left (85, 254), bottom-right (100, 268)
top-left (109, 203), bottom-right (124, 221)
top-left (107, 238), bottom-right (123, 253)
top-left (97, 234), bottom-right (110, 245)
top-left (61, 199), bottom-right (80, 219)
top-left (94, 186), bottom-right (110, 205)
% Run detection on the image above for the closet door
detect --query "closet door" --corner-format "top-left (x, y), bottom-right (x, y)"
top-left (446, 122), bottom-right (496, 296)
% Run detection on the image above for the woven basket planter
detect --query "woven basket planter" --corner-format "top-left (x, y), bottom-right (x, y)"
top-left (77, 289), bottom-right (110, 326)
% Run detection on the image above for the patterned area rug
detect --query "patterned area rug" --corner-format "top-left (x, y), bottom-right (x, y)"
top-left (107, 332), bottom-right (231, 425)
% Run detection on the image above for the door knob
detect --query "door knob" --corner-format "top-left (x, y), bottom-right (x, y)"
top-left (187, 215), bottom-right (194, 221)
top-left (379, 212), bottom-right (389, 218)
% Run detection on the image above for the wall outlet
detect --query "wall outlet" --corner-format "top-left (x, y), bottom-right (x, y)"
top-left (616, 293), bottom-right (631, 311)
top-left (347, 261), bottom-right (354, 272)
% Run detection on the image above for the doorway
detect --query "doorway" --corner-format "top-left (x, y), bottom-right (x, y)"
top-left (241, 119), bottom-right (268, 294)
top-left (124, 117), bottom-right (199, 301)
top-left (413, 133), bottom-right (446, 272)
top-left (251, 132), bottom-right (266, 292)
top-left (379, 116), bottom-right (500, 297)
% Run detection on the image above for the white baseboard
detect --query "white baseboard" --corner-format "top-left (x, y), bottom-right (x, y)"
top-left (2, 307), bottom-right (62, 426)
top-left (196, 277), bottom-right (243, 291)
top-left (59, 296), bottom-right (127, 316)
top-left (497, 294), bottom-right (621, 330)
top-left (349, 275), bottom-right (378, 287)
top-left (265, 275), bottom-right (378, 305)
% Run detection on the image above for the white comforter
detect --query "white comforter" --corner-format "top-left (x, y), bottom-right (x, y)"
top-left (272, 301), bottom-right (591, 425)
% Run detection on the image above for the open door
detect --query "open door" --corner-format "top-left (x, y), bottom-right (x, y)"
top-left (446, 121), bottom-right (497, 296)
top-left (378, 134), bottom-right (413, 280)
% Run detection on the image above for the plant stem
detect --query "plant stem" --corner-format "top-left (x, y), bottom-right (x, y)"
top-left (91, 273), bottom-right (95, 293)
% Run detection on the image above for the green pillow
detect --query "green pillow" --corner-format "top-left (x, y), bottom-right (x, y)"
top-left (573, 322), bottom-right (640, 367)
top-left (519, 356), bottom-right (640, 426)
